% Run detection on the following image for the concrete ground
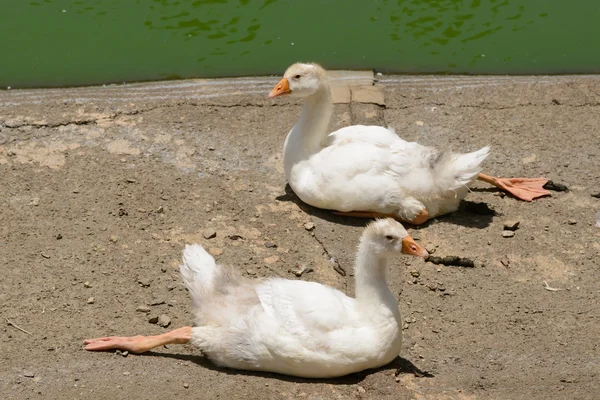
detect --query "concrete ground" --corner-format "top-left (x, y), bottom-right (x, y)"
top-left (1, 72), bottom-right (599, 400)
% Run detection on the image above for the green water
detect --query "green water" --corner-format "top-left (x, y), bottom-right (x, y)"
top-left (1, 0), bottom-right (599, 88)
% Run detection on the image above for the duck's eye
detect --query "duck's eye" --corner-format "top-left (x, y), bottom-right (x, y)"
top-left (294, 74), bottom-right (301, 79)
top-left (385, 235), bottom-right (395, 241)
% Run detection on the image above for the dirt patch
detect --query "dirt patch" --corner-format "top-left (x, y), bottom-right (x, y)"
top-left (1, 75), bottom-right (599, 399)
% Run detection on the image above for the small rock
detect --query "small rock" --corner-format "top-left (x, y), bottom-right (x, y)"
top-left (395, 375), bottom-right (401, 382)
top-left (425, 244), bottom-right (436, 254)
top-left (83, 281), bottom-right (92, 288)
top-left (166, 282), bottom-right (176, 291)
top-left (264, 241), bottom-right (277, 248)
top-left (543, 181), bottom-right (569, 192)
top-left (208, 146), bottom-right (215, 151)
top-left (147, 298), bottom-right (165, 306)
top-left (29, 197), bottom-right (40, 206)
top-left (56, 233), bottom-right (63, 240)
top-left (109, 235), bottom-right (118, 243)
top-left (138, 278), bottom-right (151, 287)
top-left (591, 192), bottom-right (600, 199)
top-left (156, 206), bottom-right (164, 214)
top-left (148, 316), bottom-right (159, 324)
top-left (121, 351), bottom-right (129, 357)
top-left (503, 220), bottom-right (520, 231)
top-left (136, 305), bottom-right (151, 313)
top-left (7, 150), bottom-right (16, 156)
top-left (209, 247), bottom-right (223, 256)
top-left (291, 264), bottom-right (313, 277)
top-left (567, 219), bottom-right (577, 225)
top-left (202, 229), bottom-right (217, 239)
top-left (500, 255), bottom-right (510, 267)
top-left (357, 386), bottom-right (366, 394)
top-left (228, 234), bottom-right (243, 240)
top-left (158, 315), bottom-right (171, 328)
top-left (303, 222), bottom-right (315, 231)
top-left (87, 297), bottom-right (95, 304)
top-left (123, 371), bottom-right (130, 376)
top-left (502, 230), bottom-right (515, 238)
top-left (410, 270), bottom-right (420, 278)
top-left (415, 120), bottom-right (424, 126)
top-left (125, 178), bottom-right (137, 183)
top-left (160, 267), bottom-right (167, 273)
top-left (246, 269), bottom-right (256, 276)
top-left (24, 371), bottom-right (35, 378)
top-left (41, 252), bottom-right (51, 259)
top-left (183, 383), bottom-right (189, 389)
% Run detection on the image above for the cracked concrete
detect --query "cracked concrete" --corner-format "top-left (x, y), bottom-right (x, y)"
top-left (1, 74), bottom-right (600, 400)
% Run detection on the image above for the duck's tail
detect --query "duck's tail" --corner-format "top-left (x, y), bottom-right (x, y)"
top-left (180, 243), bottom-right (241, 313)
top-left (431, 145), bottom-right (490, 192)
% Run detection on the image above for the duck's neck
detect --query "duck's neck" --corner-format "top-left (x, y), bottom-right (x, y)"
top-left (283, 85), bottom-right (334, 176)
top-left (354, 244), bottom-right (398, 311)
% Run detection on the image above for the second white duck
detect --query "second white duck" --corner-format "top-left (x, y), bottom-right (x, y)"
top-left (84, 218), bottom-right (427, 378)
top-left (269, 63), bottom-right (551, 224)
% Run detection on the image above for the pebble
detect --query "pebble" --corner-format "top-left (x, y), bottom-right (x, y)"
top-left (303, 222), bottom-right (315, 231)
top-left (264, 241), bottom-right (277, 248)
top-left (138, 278), bottom-right (151, 287)
top-left (109, 235), bottom-right (118, 243)
top-left (228, 234), bottom-right (243, 240)
top-left (291, 264), bottom-right (313, 277)
top-left (357, 386), bottom-right (366, 394)
top-left (500, 255), bottom-right (510, 267)
top-left (136, 305), bottom-right (151, 313)
top-left (41, 252), bottom-right (51, 259)
top-left (209, 247), bottom-right (223, 256)
top-left (83, 281), bottom-right (92, 288)
top-left (425, 244), bottom-right (436, 254)
top-left (166, 282), bottom-right (176, 291)
top-left (29, 197), bottom-right (40, 206)
top-left (125, 178), bottom-right (137, 183)
top-left (158, 315), bottom-right (171, 328)
top-left (156, 206), bottom-right (164, 214)
top-left (503, 220), bottom-right (520, 231)
top-left (502, 230), bottom-right (515, 238)
top-left (202, 229), bottom-right (217, 239)
top-left (123, 372), bottom-right (130, 376)
top-left (410, 270), bottom-right (420, 278)
top-left (147, 298), bottom-right (165, 306)
top-left (121, 351), bottom-right (129, 357)
top-left (24, 371), bottom-right (35, 378)
top-left (183, 383), bottom-right (189, 389)
top-left (56, 233), bottom-right (63, 240)
top-left (246, 269), bottom-right (256, 276)
top-left (87, 297), bottom-right (95, 304)
top-left (148, 316), bottom-right (159, 324)
top-left (567, 219), bottom-right (577, 225)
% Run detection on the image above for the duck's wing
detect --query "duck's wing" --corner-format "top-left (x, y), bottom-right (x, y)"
top-left (324, 125), bottom-right (402, 147)
top-left (255, 278), bottom-right (358, 337)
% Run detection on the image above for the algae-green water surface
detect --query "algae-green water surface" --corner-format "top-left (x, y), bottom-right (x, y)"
top-left (1, 0), bottom-right (599, 88)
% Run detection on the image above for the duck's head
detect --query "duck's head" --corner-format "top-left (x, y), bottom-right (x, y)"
top-left (362, 219), bottom-right (429, 258)
top-left (269, 63), bottom-right (328, 99)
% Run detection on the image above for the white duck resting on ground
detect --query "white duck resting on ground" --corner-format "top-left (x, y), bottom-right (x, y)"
top-left (269, 63), bottom-right (550, 225)
top-left (84, 219), bottom-right (428, 378)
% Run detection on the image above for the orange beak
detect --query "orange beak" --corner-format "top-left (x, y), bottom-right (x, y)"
top-left (269, 78), bottom-right (291, 98)
top-left (401, 236), bottom-right (429, 258)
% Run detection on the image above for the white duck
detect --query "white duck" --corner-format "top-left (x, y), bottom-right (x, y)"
top-left (84, 219), bottom-right (428, 378)
top-left (269, 63), bottom-right (550, 224)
